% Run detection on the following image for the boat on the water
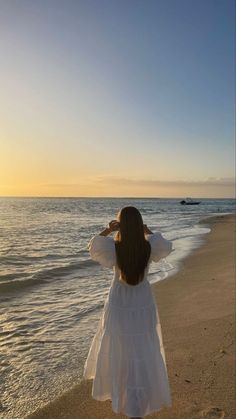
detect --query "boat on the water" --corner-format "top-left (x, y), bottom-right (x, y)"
top-left (180, 197), bottom-right (201, 205)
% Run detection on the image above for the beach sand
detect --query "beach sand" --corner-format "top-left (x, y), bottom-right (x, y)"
top-left (27, 214), bottom-right (236, 419)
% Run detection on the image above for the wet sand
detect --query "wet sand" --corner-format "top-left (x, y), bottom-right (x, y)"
top-left (27, 213), bottom-right (236, 419)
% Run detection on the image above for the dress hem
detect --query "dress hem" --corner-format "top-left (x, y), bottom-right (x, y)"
top-left (91, 393), bottom-right (172, 417)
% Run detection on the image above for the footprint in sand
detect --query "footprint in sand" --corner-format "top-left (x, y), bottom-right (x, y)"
top-left (201, 407), bottom-right (225, 418)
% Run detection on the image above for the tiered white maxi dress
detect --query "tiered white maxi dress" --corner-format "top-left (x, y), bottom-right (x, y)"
top-left (83, 232), bottom-right (173, 418)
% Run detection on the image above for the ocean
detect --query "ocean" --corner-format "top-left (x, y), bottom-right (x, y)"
top-left (0, 197), bottom-right (235, 418)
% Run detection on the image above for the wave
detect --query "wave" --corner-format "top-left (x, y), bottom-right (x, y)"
top-left (168, 225), bottom-right (210, 242)
top-left (0, 258), bottom-right (96, 294)
top-left (0, 249), bottom-right (88, 264)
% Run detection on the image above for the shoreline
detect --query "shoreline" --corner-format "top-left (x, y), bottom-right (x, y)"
top-left (149, 213), bottom-right (216, 286)
top-left (27, 213), bottom-right (236, 419)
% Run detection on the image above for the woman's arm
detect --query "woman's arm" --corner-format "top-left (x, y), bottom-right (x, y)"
top-left (143, 224), bottom-right (153, 235)
top-left (99, 227), bottom-right (112, 236)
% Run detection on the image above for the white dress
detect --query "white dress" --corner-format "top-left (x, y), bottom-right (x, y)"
top-left (83, 232), bottom-right (173, 417)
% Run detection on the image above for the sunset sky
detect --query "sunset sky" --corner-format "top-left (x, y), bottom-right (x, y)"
top-left (0, 0), bottom-right (235, 198)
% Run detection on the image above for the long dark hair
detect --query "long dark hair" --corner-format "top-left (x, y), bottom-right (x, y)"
top-left (114, 206), bottom-right (151, 286)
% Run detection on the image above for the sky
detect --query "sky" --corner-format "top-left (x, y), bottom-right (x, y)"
top-left (0, 0), bottom-right (235, 198)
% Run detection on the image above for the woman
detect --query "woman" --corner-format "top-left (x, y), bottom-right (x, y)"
top-left (83, 206), bottom-right (173, 418)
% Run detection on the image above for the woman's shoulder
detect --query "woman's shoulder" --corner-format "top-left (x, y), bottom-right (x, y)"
top-left (88, 235), bottom-right (116, 268)
top-left (145, 232), bottom-right (173, 262)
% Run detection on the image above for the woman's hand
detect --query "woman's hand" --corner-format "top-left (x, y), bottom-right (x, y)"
top-left (108, 220), bottom-right (120, 232)
top-left (99, 220), bottom-right (119, 236)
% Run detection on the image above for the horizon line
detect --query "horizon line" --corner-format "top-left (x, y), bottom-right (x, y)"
top-left (0, 196), bottom-right (235, 200)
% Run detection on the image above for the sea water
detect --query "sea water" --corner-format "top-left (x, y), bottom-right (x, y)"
top-left (0, 197), bottom-right (235, 418)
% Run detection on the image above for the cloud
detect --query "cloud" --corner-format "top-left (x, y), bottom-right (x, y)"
top-left (38, 176), bottom-right (235, 188)
top-left (90, 175), bottom-right (235, 188)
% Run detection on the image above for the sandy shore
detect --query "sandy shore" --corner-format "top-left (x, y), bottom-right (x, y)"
top-left (27, 213), bottom-right (236, 419)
